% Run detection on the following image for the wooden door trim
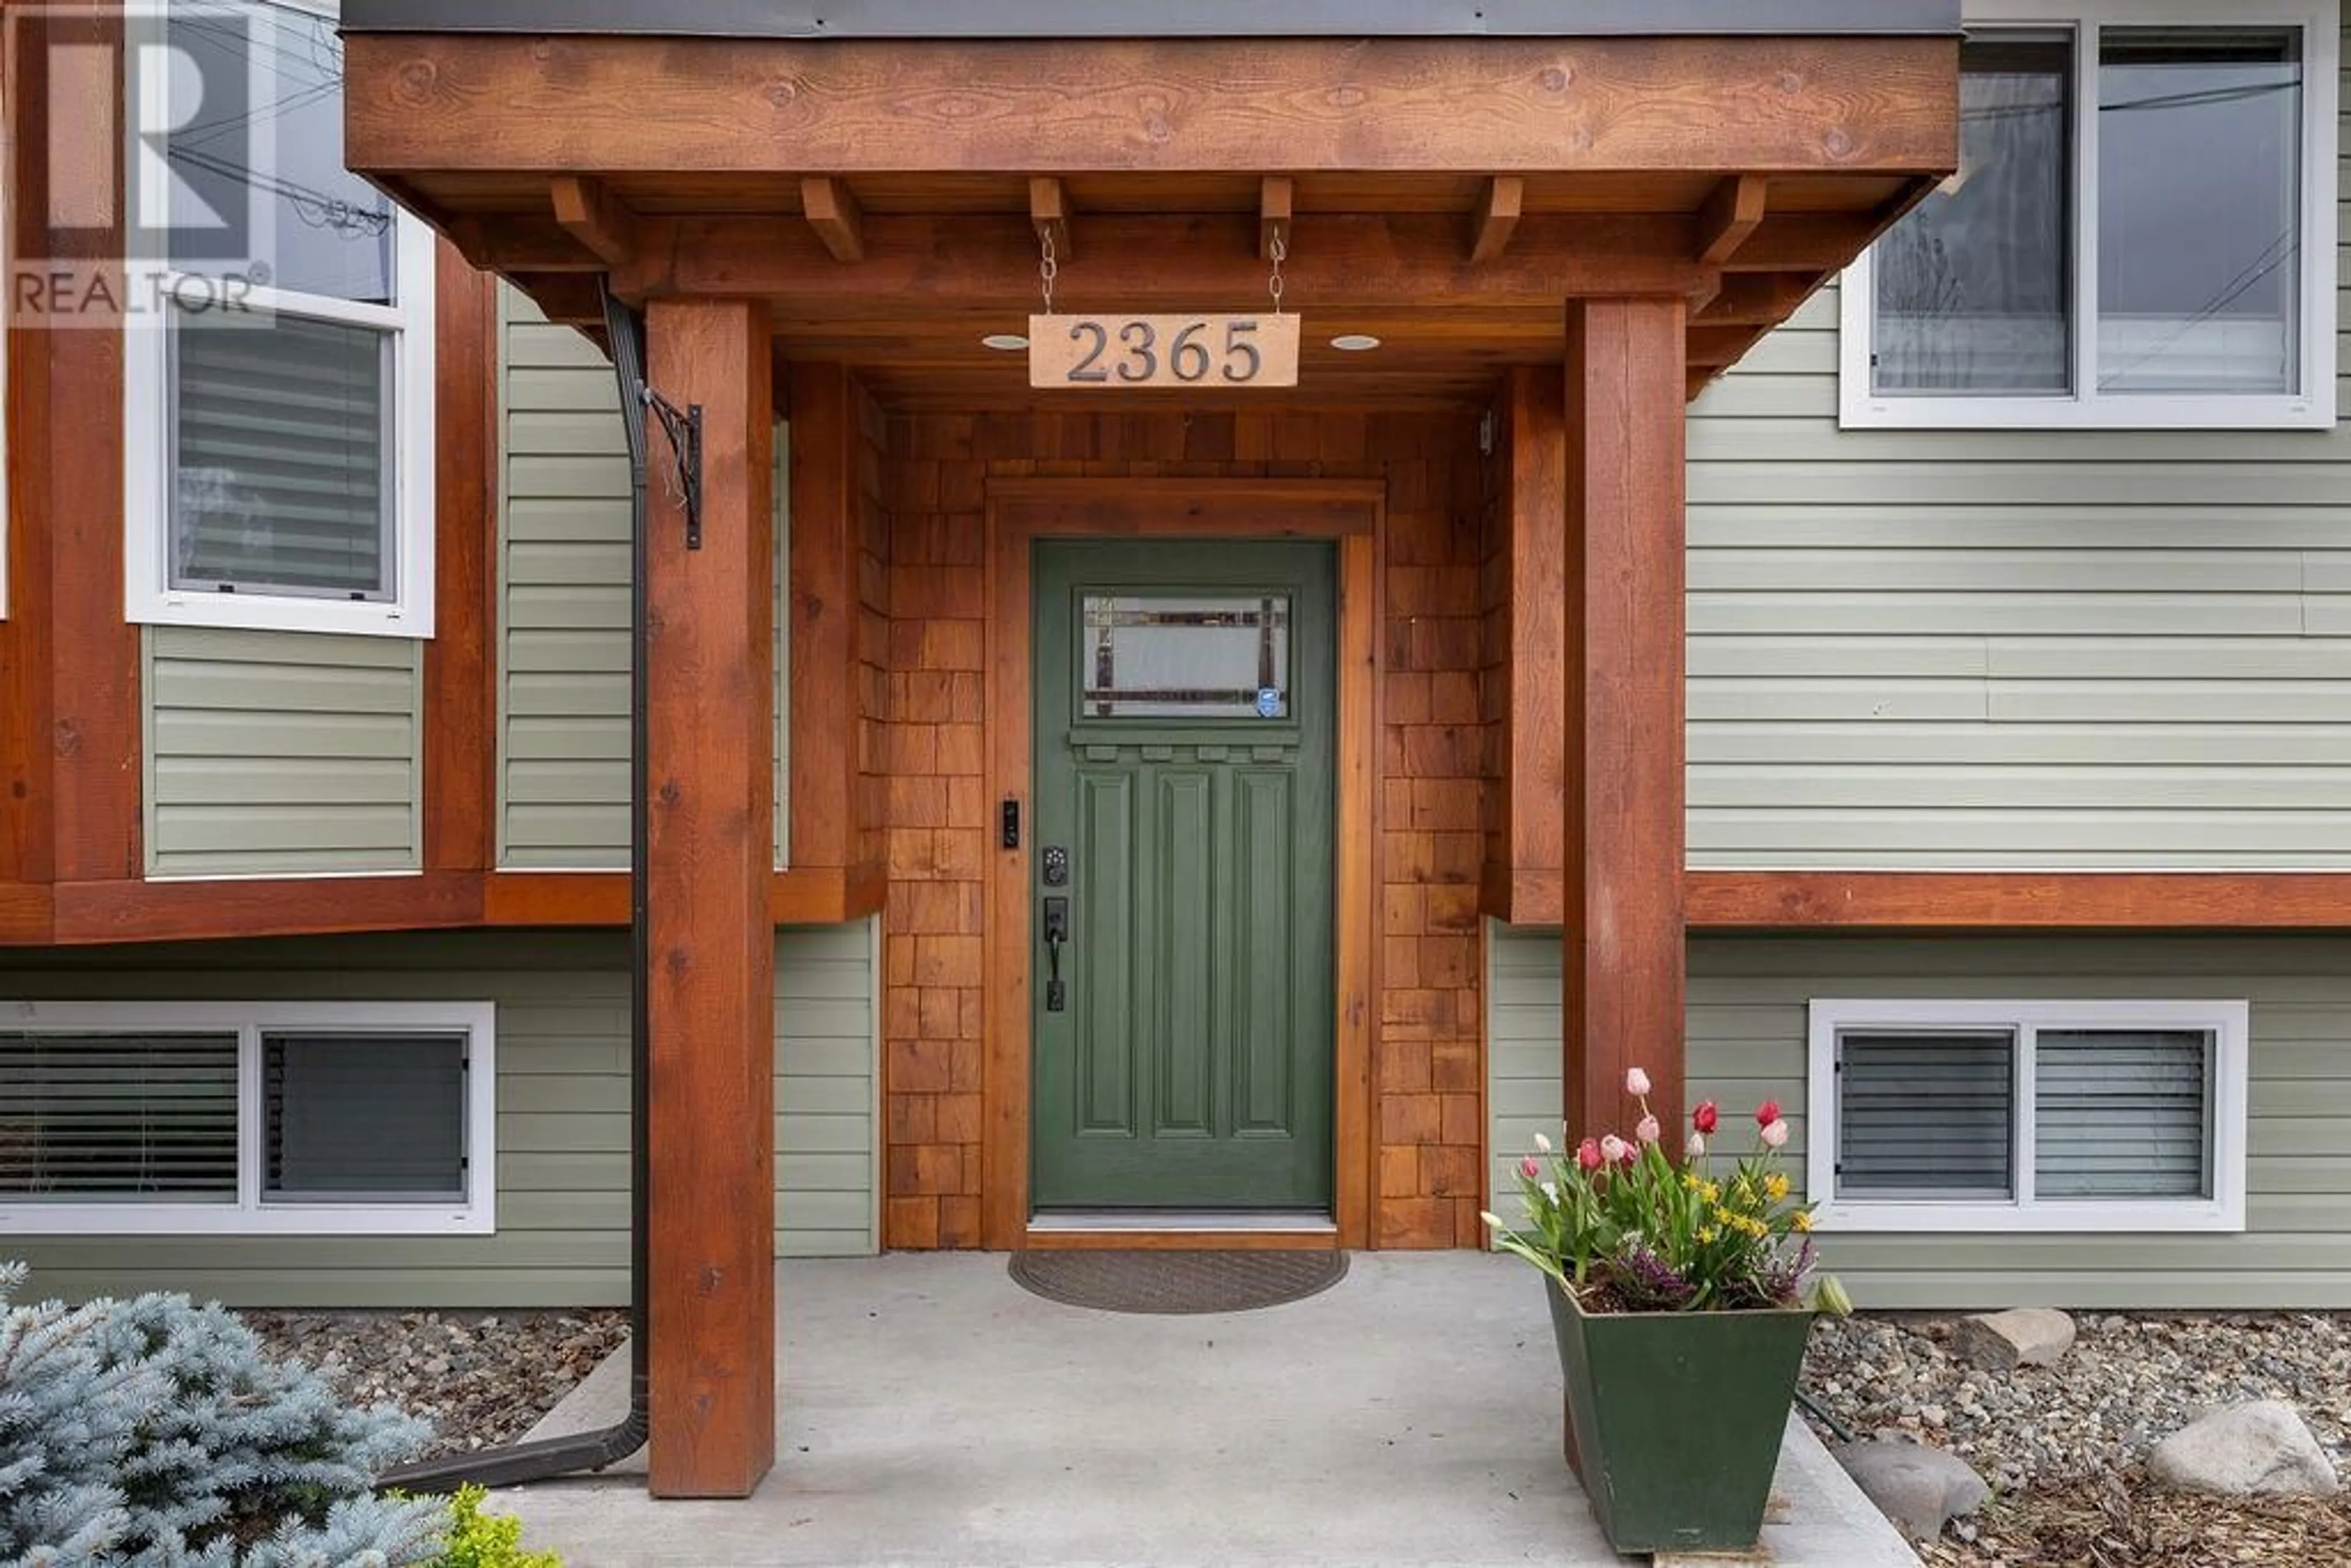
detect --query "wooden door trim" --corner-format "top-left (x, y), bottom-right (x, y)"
top-left (983, 479), bottom-right (1382, 1251)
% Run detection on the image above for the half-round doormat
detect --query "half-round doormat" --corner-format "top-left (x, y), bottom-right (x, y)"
top-left (1010, 1248), bottom-right (1348, 1315)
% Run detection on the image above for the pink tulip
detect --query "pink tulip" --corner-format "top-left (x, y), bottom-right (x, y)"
top-left (1625, 1067), bottom-right (1652, 1097)
top-left (1600, 1133), bottom-right (1630, 1166)
top-left (1761, 1118), bottom-right (1790, 1150)
top-left (1635, 1114), bottom-right (1662, 1145)
top-left (1575, 1138), bottom-right (1604, 1172)
top-left (1520, 1156), bottom-right (1542, 1180)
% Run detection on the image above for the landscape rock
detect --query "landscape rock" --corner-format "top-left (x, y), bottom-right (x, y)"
top-left (1952, 1308), bottom-right (2075, 1372)
top-left (2147, 1399), bottom-right (2341, 1496)
top-left (1835, 1437), bottom-right (1992, 1540)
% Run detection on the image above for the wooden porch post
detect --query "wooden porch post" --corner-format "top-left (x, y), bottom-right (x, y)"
top-left (1562, 296), bottom-right (1688, 1144)
top-left (643, 297), bottom-right (777, 1498)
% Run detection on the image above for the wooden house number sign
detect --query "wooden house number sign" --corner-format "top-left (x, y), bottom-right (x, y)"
top-left (1029, 313), bottom-right (1301, 389)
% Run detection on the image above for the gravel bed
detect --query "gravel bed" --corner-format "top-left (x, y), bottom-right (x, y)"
top-left (1803, 1311), bottom-right (2351, 1567)
top-left (247, 1308), bottom-right (629, 1457)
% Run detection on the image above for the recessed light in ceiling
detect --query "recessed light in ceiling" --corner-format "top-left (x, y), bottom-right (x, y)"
top-left (1330, 334), bottom-right (1382, 352)
top-left (982, 333), bottom-right (1030, 351)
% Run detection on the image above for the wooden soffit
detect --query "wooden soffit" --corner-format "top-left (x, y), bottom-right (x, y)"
top-left (342, 32), bottom-right (1958, 403)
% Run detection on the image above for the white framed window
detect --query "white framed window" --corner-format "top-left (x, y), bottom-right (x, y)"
top-left (0, 1000), bottom-right (493, 1235)
top-left (1805, 997), bottom-right (2248, 1232)
top-left (1840, 0), bottom-right (2338, 430)
top-left (122, 0), bottom-right (436, 638)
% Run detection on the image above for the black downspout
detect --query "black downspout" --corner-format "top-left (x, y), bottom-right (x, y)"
top-left (382, 277), bottom-right (653, 1491)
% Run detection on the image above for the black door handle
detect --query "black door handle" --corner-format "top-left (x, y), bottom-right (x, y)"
top-left (1043, 896), bottom-right (1069, 1011)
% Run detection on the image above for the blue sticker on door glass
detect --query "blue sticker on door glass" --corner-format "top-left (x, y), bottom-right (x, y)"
top-left (1256, 688), bottom-right (1283, 718)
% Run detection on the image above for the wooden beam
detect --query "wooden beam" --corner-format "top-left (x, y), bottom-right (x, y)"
top-left (50, 874), bottom-right (480, 945)
top-left (1696, 174), bottom-right (1768, 266)
top-left (1259, 174), bottom-right (1293, 260)
top-left (800, 175), bottom-right (866, 263)
top-left (617, 214), bottom-right (1711, 308)
top-left (348, 34), bottom-right (1960, 178)
top-left (784, 362), bottom-right (860, 873)
top-left (1693, 272), bottom-right (1817, 326)
top-left (644, 296), bottom-right (776, 1499)
top-left (507, 272), bottom-right (607, 326)
top-left (549, 174), bottom-right (639, 266)
top-left (422, 242), bottom-right (498, 874)
top-left (1563, 296), bottom-right (1687, 1144)
top-left (1687, 323), bottom-right (1763, 367)
top-left (447, 215), bottom-right (604, 272)
top-left (1687, 872), bottom-right (2351, 932)
top-left (1470, 174), bottom-right (1524, 264)
top-left (1029, 176), bottom-right (1071, 264)
top-left (1496, 367), bottom-right (1565, 910)
top-left (1720, 213), bottom-right (1885, 272)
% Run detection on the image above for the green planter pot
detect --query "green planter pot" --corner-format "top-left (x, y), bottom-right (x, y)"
top-left (1544, 1279), bottom-right (1815, 1555)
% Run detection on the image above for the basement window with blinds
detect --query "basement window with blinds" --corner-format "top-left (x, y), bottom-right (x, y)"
top-left (121, 0), bottom-right (438, 639)
top-left (1804, 999), bottom-right (2248, 1233)
top-left (0, 1003), bottom-right (493, 1236)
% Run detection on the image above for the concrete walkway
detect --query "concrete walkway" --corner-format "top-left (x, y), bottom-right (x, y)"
top-left (497, 1253), bottom-right (1917, 1568)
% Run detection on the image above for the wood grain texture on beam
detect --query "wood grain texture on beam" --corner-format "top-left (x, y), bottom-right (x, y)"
top-left (347, 34), bottom-right (1959, 177)
top-left (784, 362), bottom-right (860, 872)
top-left (1259, 174), bottom-right (1293, 260)
top-left (800, 176), bottom-right (866, 263)
top-left (549, 174), bottom-right (639, 265)
top-left (1029, 176), bottom-right (1071, 263)
top-left (1501, 367), bottom-right (1565, 905)
top-left (1693, 272), bottom-right (1817, 325)
top-left (1470, 174), bottom-right (1524, 263)
top-left (1562, 297), bottom-right (1688, 1144)
top-left (618, 214), bottom-right (1711, 307)
top-left (1686, 872), bottom-right (2351, 932)
top-left (644, 297), bottom-right (776, 1498)
top-left (49, 874), bottom-right (481, 945)
top-left (1695, 173), bottom-right (1768, 264)
top-left (422, 243), bottom-right (498, 872)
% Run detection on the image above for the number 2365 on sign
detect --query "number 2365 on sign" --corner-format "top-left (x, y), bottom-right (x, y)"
top-left (1030, 314), bottom-right (1302, 389)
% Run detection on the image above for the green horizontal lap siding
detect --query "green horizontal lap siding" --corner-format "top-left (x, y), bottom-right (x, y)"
top-left (496, 288), bottom-right (790, 870)
top-left (1684, 34), bottom-right (2351, 869)
top-left (143, 626), bottom-right (421, 876)
top-left (0, 922), bottom-right (877, 1307)
top-left (1487, 924), bottom-right (2351, 1309)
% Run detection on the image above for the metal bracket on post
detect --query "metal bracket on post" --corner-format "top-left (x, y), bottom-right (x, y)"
top-left (642, 387), bottom-right (703, 550)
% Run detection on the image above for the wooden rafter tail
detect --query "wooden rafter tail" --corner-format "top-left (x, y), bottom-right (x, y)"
top-left (1259, 174), bottom-right (1294, 260)
top-left (1695, 173), bottom-right (1769, 266)
top-left (1469, 174), bottom-right (1523, 264)
top-left (550, 174), bottom-right (640, 266)
top-left (800, 176), bottom-right (866, 263)
top-left (1029, 176), bottom-right (1071, 263)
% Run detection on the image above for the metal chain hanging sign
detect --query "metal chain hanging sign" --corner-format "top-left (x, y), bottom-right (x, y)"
top-left (1029, 221), bottom-right (1300, 389)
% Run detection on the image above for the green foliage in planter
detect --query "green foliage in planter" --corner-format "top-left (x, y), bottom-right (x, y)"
top-left (0, 1261), bottom-right (446, 1566)
top-left (425, 1487), bottom-right (561, 1568)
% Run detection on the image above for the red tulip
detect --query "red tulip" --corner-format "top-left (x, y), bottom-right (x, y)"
top-left (1755, 1099), bottom-right (1782, 1128)
top-left (1693, 1100), bottom-right (1719, 1135)
top-left (1575, 1138), bottom-right (1604, 1172)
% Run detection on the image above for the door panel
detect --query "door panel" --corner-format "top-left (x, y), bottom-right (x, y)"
top-left (1032, 539), bottom-right (1336, 1210)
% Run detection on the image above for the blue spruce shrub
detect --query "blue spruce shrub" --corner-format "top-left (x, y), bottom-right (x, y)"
top-left (0, 1262), bottom-right (449, 1566)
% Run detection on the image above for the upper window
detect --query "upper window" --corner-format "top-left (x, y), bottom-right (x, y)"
top-left (1805, 998), bottom-right (2249, 1232)
top-left (123, 0), bottom-right (437, 637)
top-left (1076, 591), bottom-right (1294, 721)
top-left (0, 1001), bottom-right (493, 1235)
top-left (1841, 2), bottom-right (2338, 430)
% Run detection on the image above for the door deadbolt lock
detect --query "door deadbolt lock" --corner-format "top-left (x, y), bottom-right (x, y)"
top-left (1042, 845), bottom-right (1070, 886)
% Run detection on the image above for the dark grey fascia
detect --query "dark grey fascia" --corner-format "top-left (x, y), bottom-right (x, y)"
top-left (340, 1), bottom-right (1962, 39)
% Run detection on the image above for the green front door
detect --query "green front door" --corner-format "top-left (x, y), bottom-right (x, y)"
top-left (1031, 539), bottom-right (1337, 1210)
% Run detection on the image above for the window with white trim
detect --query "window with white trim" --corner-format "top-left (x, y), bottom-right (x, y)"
top-left (123, 0), bottom-right (436, 638)
top-left (1805, 998), bottom-right (2248, 1232)
top-left (0, 1001), bottom-right (493, 1234)
top-left (1840, 1), bottom-right (2338, 430)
